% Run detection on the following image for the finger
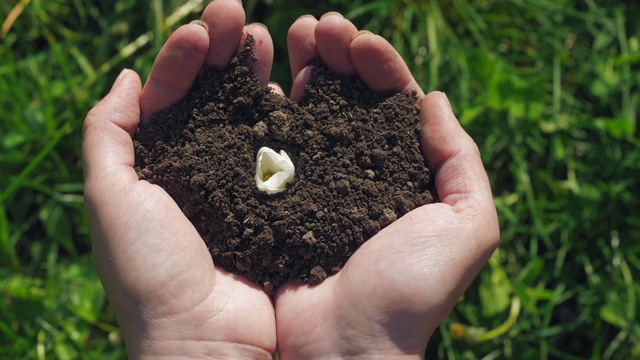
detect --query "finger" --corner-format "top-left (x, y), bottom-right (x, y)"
top-left (419, 92), bottom-right (495, 214)
top-left (350, 31), bottom-right (424, 96)
top-left (287, 15), bottom-right (319, 79)
top-left (268, 82), bottom-right (285, 97)
top-left (290, 65), bottom-right (313, 101)
top-left (140, 22), bottom-right (209, 119)
top-left (83, 69), bottom-right (142, 187)
top-left (315, 12), bottom-right (358, 74)
top-left (201, 0), bottom-right (245, 66)
top-left (241, 23), bottom-right (274, 85)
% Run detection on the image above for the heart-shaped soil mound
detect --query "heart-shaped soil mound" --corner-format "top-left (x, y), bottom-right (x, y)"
top-left (134, 39), bottom-right (437, 293)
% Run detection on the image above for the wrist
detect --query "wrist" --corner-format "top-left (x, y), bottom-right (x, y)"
top-left (279, 348), bottom-right (424, 360)
top-left (131, 338), bottom-right (273, 360)
top-left (118, 311), bottom-right (273, 360)
top-left (277, 336), bottom-right (426, 360)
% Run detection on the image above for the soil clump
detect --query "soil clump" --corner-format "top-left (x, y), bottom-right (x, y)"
top-left (134, 39), bottom-right (437, 293)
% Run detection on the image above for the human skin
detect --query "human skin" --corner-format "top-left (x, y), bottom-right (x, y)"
top-left (82, 0), bottom-right (499, 358)
top-left (277, 13), bottom-right (499, 359)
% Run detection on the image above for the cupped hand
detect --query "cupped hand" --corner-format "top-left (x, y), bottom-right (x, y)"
top-left (85, 2), bottom-right (499, 358)
top-left (82, 0), bottom-right (276, 358)
top-left (274, 13), bottom-right (500, 359)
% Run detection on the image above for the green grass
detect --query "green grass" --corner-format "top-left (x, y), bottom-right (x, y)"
top-left (1, 0), bottom-right (639, 358)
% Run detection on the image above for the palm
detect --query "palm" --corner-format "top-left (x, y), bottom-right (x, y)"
top-left (276, 203), bottom-right (497, 357)
top-left (87, 176), bottom-right (275, 353)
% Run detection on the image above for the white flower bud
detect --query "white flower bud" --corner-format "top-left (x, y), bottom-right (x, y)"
top-left (255, 147), bottom-right (295, 194)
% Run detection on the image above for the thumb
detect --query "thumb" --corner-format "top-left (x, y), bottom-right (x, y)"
top-left (82, 69), bottom-right (142, 188)
top-left (420, 91), bottom-right (495, 215)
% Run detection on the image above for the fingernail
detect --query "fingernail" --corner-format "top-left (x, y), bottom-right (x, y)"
top-left (112, 69), bottom-right (129, 90)
top-left (249, 22), bottom-right (268, 30)
top-left (320, 11), bottom-right (343, 20)
top-left (189, 20), bottom-right (209, 32)
top-left (351, 29), bottom-right (373, 41)
top-left (296, 14), bottom-right (316, 22)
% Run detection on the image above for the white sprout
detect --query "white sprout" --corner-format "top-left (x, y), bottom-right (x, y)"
top-left (255, 147), bottom-right (295, 194)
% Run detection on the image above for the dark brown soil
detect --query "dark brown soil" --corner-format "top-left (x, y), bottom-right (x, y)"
top-left (133, 38), bottom-right (437, 293)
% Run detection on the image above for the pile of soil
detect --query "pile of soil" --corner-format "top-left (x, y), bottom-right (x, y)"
top-left (134, 38), bottom-right (437, 293)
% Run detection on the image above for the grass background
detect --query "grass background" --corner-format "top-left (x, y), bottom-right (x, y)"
top-left (1, 0), bottom-right (639, 358)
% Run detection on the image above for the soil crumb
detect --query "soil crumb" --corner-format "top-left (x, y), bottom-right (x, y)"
top-left (134, 38), bottom-right (437, 293)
